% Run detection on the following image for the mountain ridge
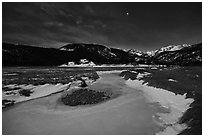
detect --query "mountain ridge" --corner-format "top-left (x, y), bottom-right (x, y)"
top-left (2, 42), bottom-right (202, 66)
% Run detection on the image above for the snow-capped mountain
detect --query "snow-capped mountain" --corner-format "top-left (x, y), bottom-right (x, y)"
top-left (150, 43), bottom-right (201, 65)
top-left (156, 44), bottom-right (190, 53)
top-left (127, 49), bottom-right (144, 56)
top-left (146, 44), bottom-right (191, 56)
top-left (146, 50), bottom-right (158, 56)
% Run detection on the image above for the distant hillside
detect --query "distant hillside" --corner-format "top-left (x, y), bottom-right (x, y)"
top-left (60, 43), bottom-right (122, 64)
top-left (2, 43), bottom-right (70, 66)
top-left (2, 43), bottom-right (135, 66)
top-left (2, 42), bottom-right (202, 66)
top-left (150, 43), bottom-right (202, 66)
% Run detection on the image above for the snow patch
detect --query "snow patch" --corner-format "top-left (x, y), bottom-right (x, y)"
top-left (127, 49), bottom-right (144, 56)
top-left (59, 63), bottom-right (135, 68)
top-left (96, 70), bottom-right (124, 75)
top-left (3, 83), bottom-right (70, 104)
top-left (59, 59), bottom-right (96, 67)
top-left (136, 72), bottom-right (151, 79)
top-left (4, 73), bottom-right (18, 76)
top-left (60, 47), bottom-right (74, 51)
top-left (138, 64), bottom-right (150, 67)
top-left (168, 79), bottom-right (178, 82)
top-left (94, 64), bottom-right (134, 67)
top-left (151, 67), bottom-right (158, 70)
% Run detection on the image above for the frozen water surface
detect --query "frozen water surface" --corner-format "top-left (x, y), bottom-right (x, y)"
top-left (3, 70), bottom-right (162, 135)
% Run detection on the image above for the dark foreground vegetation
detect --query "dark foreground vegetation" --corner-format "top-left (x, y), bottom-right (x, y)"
top-left (19, 89), bottom-right (33, 97)
top-left (121, 66), bottom-right (202, 135)
top-left (2, 89), bottom-right (34, 110)
top-left (120, 69), bottom-right (146, 80)
top-left (2, 99), bottom-right (15, 109)
top-left (61, 88), bottom-right (111, 106)
top-left (2, 67), bottom-right (99, 85)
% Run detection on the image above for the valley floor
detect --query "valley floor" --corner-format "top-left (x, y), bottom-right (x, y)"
top-left (2, 66), bottom-right (202, 135)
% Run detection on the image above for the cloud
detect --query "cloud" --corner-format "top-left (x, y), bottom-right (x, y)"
top-left (84, 4), bottom-right (95, 15)
top-left (43, 22), bottom-right (64, 27)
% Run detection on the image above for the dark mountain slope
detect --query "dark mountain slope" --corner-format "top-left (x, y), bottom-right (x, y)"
top-left (59, 43), bottom-right (119, 64)
top-left (2, 43), bottom-right (134, 66)
top-left (2, 42), bottom-right (202, 66)
top-left (2, 43), bottom-right (70, 66)
top-left (150, 43), bottom-right (202, 66)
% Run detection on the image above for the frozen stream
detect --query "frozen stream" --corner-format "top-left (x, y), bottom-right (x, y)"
top-left (3, 71), bottom-right (162, 135)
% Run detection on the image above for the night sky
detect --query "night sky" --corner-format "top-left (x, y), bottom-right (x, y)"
top-left (2, 2), bottom-right (202, 51)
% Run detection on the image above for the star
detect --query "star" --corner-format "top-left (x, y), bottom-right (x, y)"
top-left (126, 12), bottom-right (129, 16)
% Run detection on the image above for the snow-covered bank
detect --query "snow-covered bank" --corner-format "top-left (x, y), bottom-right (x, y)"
top-left (59, 61), bottom-right (134, 68)
top-left (3, 83), bottom-right (70, 105)
top-left (59, 64), bottom-right (134, 67)
top-left (58, 63), bottom-right (167, 68)
top-left (97, 70), bottom-right (125, 75)
top-left (59, 59), bottom-right (96, 67)
top-left (94, 64), bottom-right (134, 67)
top-left (125, 76), bottom-right (194, 134)
top-left (3, 73), bottom-right (19, 76)
top-left (59, 63), bottom-right (95, 67)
